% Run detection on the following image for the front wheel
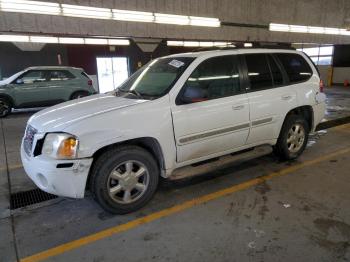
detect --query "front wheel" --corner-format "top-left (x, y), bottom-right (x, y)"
top-left (90, 146), bottom-right (159, 214)
top-left (0, 98), bottom-right (11, 118)
top-left (70, 91), bottom-right (89, 100)
top-left (274, 115), bottom-right (309, 160)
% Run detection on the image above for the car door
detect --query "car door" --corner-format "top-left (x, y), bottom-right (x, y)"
top-left (243, 53), bottom-right (298, 144)
top-left (12, 70), bottom-right (50, 107)
top-left (171, 55), bottom-right (250, 163)
top-left (46, 70), bottom-right (76, 103)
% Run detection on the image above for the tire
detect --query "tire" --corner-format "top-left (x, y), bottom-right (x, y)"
top-left (90, 146), bottom-right (159, 214)
top-left (0, 97), bottom-right (11, 118)
top-left (70, 91), bottom-right (89, 100)
top-left (274, 115), bottom-right (309, 160)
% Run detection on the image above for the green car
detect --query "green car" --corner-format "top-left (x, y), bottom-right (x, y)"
top-left (0, 66), bottom-right (96, 117)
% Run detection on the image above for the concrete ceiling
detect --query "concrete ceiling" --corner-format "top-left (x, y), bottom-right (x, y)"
top-left (1, 0), bottom-right (350, 44)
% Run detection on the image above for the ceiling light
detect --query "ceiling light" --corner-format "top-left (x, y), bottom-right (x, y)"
top-left (0, 0), bottom-right (60, 15)
top-left (308, 27), bottom-right (325, 34)
top-left (167, 41), bottom-right (184, 46)
top-left (199, 42), bottom-right (214, 47)
top-left (189, 16), bottom-right (220, 27)
top-left (62, 4), bottom-right (112, 19)
top-left (183, 41), bottom-right (199, 47)
top-left (324, 27), bottom-right (340, 35)
top-left (112, 9), bottom-right (154, 22)
top-left (154, 13), bottom-right (189, 25)
top-left (244, 43), bottom-right (253, 47)
top-left (84, 38), bottom-right (108, 45)
top-left (30, 36), bottom-right (58, 43)
top-left (59, 37), bottom-right (85, 44)
top-left (107, 39), bottom-right (130, 45)
top-left (269, 23), bottom-right (290, 32)
top-left (0, 34), bottom-right (30, 42)
top-left (289, 25), bottom-right (308, 33)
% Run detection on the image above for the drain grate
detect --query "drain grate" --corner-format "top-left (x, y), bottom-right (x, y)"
top-left (10, 188), bottom-right (58, 210)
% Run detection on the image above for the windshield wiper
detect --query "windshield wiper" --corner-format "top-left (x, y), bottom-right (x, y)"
top-left (127, 89), bottom-right (142, 98)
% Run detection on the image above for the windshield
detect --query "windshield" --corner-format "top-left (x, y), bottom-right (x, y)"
top-left (0, 70), bottom-right (26, 85)
top-left (117, 57), bottom-right (195, 99)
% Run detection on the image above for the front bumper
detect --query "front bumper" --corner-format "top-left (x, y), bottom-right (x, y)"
top-left (20, 145), bottom-right (93, 198)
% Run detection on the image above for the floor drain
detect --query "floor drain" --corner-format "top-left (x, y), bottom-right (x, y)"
top-left (10, 188), bottom-right (58, 209)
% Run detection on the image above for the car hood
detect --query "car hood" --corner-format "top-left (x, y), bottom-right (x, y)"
top-left (28, 94), bottom-right (148, 132)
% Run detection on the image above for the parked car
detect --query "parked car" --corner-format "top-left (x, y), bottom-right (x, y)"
top-left (21, 48), bottom-right (326, 214)
top-left (0, 66), bottom-right (96, 117)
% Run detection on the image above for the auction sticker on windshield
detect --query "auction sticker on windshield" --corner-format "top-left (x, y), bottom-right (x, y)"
top-left (168, 59), bottom-right (185, 68)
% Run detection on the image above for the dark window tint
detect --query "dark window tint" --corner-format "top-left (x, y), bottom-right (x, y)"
top-left (17, 70), bottom-right (47, 84)
top-left (49, 70), bottom-right (75, 81)
top-left (276, 53), bottom-right (312, 83)
top-left (268, 55), bottom-right (284, 86)
top-left (245, 54), bottom-right (273, 90)
top-left (182, 55), bottom-right (240, 102)
top-left (81, 72), bottom-right (90, 79)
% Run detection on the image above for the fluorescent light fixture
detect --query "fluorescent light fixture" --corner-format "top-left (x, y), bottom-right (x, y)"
top-left (59, 37), bottom-right (85, 44)
top-left (289, 25), bottom-right (308, 33)
top-left (189, 16), bottom-right (220, 27)
top-left (269, 23), bottom-right (290, 32)
top-left (108, 39), bottom-right (130, 45)
top-left (167, 41), bottom-right (184, 46)
top-left (244, 43), bottom-right (253, 47)
top-left (62, 4), bottom-right (112, 19)
top-left (30, 36), bottom-right (58, 43)
top-left (213, 42), bottom-right (229, 46)
top-left (0, 34), bottom-right (30, 42)
top-left (183, 41), bottom-right (199, 47)
top-left (0, 1), bottom-right (221, 27)
top-left (199, 42), bottom-right (214, 47)
top-left (323, 27), bottom-right (340, 35)
top-left (112, 9), bottom-right (153, 22)
top-left (308, 27), bottom-right (325, 34)
top-left (84, 38), bottom-right (108, 45)
top-left (0, 0), bottom-right (60, 15)
top-left (269, 22), bottom-right (350, 37)
top-left (154, 13), bottom-right (189, 25)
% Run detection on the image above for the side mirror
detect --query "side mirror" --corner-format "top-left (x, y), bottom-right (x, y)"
top-left (181, 86), bottom-right (207, 104)
top-left (15, 79), bottom-right (24, 85)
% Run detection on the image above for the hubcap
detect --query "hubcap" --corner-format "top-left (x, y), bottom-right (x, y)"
top-left (107, 161), bottom-right (149, 204)
top-left (287, 123), bottom-right (305, 153)
top-left (0, 101), bottom-right (9, 116)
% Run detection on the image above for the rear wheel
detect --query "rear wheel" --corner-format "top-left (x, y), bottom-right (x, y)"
top-left (274, 115), bottom-right (309, 160)
top-left (70, 91), bottom-right (89, 100)
top-left (90, 146), bottom-right (159, 214)
top-left (0, 98), bottom-right (11, 118)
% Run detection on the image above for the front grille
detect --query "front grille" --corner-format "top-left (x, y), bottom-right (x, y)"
top-left (23, 125), bottom-right (37, 156)
top-left (10, 189), bottom-right (58, 209)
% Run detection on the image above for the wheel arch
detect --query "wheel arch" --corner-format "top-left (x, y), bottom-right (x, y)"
top-left (86, 137), bottom-right (166, 189)
top-left (280, 105), bottom-right (314, 135)
top-left (69, 90), bottom-right (90, 100)
top-left (0, 94), bottom-right (15, 107)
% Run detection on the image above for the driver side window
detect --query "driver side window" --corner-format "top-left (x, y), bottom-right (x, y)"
top-left (15, 70), bottom-right (47, 85)
top-left (180, 55), bottom-right (241, 104)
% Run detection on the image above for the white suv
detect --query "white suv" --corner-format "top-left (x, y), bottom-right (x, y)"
top-left (21, 48), bottom-right (326, 214)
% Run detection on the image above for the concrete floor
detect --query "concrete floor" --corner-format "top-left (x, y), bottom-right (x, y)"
top-left (1, 87), bottom-right (350, 262)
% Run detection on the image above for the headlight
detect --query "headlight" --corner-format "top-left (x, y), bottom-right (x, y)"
top-left (42, 133), bottom-right (79, 159)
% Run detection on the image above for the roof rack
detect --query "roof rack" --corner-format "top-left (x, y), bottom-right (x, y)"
top-left (195, 44), bottom-right (295, 52)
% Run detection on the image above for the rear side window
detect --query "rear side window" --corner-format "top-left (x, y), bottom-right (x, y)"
top-left (275, 53), bottom-right (313, 83)
top-left (183, 55), bottom-right (241, 101)
top-left (48, 70), bottom-right (75, 81)
top-left (81, 71), bottom-right (91, 79)
top-left (245, 54), bottom-right (273, 91)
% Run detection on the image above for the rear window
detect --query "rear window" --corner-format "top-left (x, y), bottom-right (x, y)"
top-left (275, 53), bottom-right (313, 83)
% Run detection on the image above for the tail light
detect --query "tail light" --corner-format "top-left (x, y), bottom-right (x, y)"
top-left (88, 79), bottom-right (93, 86)
top-left (319, 79), bottom-right (324, 93)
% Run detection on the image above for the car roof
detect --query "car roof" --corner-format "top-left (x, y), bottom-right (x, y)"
top-left (164, 48), bottom-right (302, 59)
top-left (25, 66), bottom-right (83, 71)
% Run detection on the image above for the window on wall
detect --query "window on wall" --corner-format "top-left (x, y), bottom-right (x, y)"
top-left (297, 45), bottom-right (334, 66)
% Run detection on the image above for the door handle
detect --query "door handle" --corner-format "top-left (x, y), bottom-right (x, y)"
top-left (281, 95), bottom-right (292, 100)
top-left (232, 105), bottom-right (244, 110)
